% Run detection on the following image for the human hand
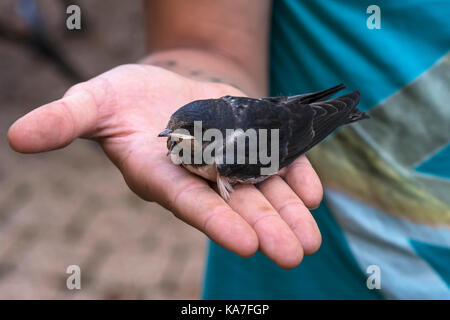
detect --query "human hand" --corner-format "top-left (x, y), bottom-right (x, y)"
top-left (8, 64), bottom-right (323, 268)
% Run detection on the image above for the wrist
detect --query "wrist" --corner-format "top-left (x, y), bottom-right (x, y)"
top-left (139, 48), bottom-right (265, 97)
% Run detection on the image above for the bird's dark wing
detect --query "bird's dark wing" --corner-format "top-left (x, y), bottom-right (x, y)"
top-left (262, 83), bottom-right (346, 105)
top-left (280, 90), bottom-right (365, 167)
top-left (217, 91), bottom-right (366, 179)
top-left (217, 96), bottom-right (315, 179)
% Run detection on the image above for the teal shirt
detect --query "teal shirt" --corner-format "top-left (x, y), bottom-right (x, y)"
top-left (203, 0), bottom-right (450, 299)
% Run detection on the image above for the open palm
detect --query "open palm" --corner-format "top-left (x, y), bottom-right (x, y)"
top-left (8, 64), bottom-right (323, 268)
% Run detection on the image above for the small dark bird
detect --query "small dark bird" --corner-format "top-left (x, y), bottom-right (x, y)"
top-left (158, 84), bottom-right (369, 199)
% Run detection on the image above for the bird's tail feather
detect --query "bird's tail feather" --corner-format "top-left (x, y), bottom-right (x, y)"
top-left (288, 83), bottom-right (346, 104)
top-left (334, 90), bottom-right (369, 124)
top-left (302, 90), bottom-right (368, 152)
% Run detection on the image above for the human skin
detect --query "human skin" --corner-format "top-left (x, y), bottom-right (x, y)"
top-left (7, 0), bottom-right (323, 269)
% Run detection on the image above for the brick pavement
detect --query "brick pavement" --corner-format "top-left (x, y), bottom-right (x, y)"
top-left (0, 0), bottom-right (207, 299)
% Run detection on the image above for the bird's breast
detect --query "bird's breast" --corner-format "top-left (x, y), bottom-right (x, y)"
top-left (183, 164), bottom-right (218, 182)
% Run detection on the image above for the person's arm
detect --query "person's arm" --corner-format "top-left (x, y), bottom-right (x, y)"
top-left (143, 0), bottom-right (270, 97)
top-left (8, 0), bottom-right (322, 269)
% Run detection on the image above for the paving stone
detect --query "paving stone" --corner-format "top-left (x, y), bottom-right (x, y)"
top-left (0, 0), bottom-right (206, 299)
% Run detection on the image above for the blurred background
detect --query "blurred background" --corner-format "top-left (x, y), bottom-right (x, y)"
top-left (0, 0), bottom-right (206, 299)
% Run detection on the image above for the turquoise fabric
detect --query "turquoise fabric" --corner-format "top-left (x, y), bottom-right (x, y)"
top-left (203, 202), bottom-right (384, 299)
top-left (203, 0), bottom-right (450, 299)
top-left (410, 239), bottom-right (450, 287)
top-left (415, 145), bottom-right (450, 179)
top-left (269, 0), bottom-right (449, 112)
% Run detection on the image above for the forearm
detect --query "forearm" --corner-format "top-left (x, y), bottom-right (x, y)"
top-left (142, 0), bottom-right (271, 98)
top-left (140, 48), bottom-right (266, 98)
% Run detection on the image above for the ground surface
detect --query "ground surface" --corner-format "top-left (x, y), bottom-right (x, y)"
top-left (0, 0), bottom-right (206, 299)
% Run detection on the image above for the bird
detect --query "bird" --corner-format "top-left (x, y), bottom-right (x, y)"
top-left (158, 84), bottom-right (369, 199)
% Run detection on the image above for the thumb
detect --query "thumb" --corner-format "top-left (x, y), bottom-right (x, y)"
top-left (8, 86), bottom-right (99, 153)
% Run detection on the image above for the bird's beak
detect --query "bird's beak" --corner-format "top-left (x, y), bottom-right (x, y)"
top-left (158, 128), bottom-right (195, 140)
top-left (158, 128), bottom-right (172, 137)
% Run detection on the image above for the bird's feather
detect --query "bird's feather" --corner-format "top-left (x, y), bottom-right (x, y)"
top-left (163, 85), bottom-right (369, 187)
top-left (217, 89), bottom-right (366, 181)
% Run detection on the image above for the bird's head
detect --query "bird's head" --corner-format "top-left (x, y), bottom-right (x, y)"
top-left (157, 100), bottom-right (205, 154)
top-left (158, 123), bottom-right (195, 156)
top-left (158, 98), bottom-right (234, 154)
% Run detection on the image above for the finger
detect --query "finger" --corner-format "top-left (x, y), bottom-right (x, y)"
top-left (227, 184), bottom-right (303, 269)
top-left (258, 175), bottom-right (322, 255)
top-left (281, 155), bottom-right (323, 209)
top-left (8, 88), bottom-right (98, 153)
top-left (119, 148), bottom-right (259, 258)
